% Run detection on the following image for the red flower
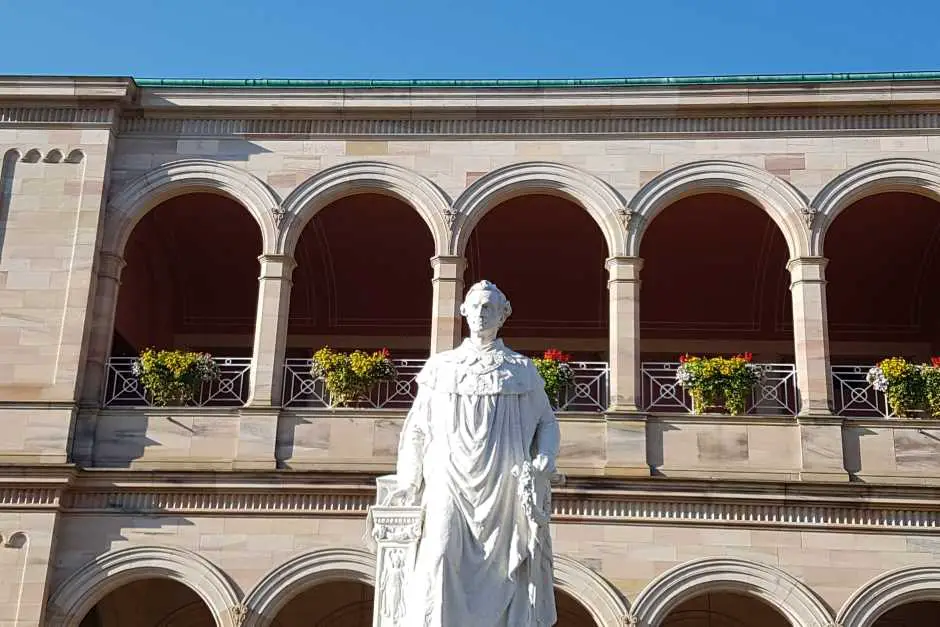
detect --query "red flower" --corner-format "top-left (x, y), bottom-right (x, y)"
top-left (931, 356), bottom-right (940, 368)
top-left (379, 348), bottom-right (390, 358)
top-left (543, 348), bottom-right (571, 363)
top-left (679, 353), bottom-right (688, 363)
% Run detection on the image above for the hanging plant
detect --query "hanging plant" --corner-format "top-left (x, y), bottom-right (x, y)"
top-left (311, 347), bottom-right (398, 407)
top-left (132, 348), bottom-right (220, 406)
top-left (533, 348), bottom-right (576, 409)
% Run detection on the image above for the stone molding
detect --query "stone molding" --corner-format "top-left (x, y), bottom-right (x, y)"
top-left (241, 547), bottom-right (375, 627)
top-left (631, 557), bottom-right (834, 627)
top-left (627, 160), bottom-right (811, 257)
top-left (42, 483), bottom-right (940, 534)
top-left (836, 566), bottom-right (940, 627)
top-left (47, 545), bottom-right (241, 627)
top-left (278, 160), bottom-right (451, 256)
top-left (451, 161), bottom-right (628, 256)
top-left (0, 106), bottom-right (117, 127)
top-left (104, 158), bottom-right (281, 255)
top-left (117, 111), bottom-right (940, 138)
top-left (554, 555), bottom-right (632, 627)
top-left (811, 157), bottom-right (940, 255)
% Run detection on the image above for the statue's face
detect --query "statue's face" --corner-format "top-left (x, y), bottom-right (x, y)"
top-left (461, 288), bottom-right (505, 335)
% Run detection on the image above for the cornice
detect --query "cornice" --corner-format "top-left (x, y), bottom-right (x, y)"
top-left (0, 76), bottom-right (134, 101)
top-left (116, 109), bottom-right (940, 139)
top-left (0, 106), bottom-right (119, 128)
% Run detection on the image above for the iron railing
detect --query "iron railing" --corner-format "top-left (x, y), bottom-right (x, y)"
top-left (282, 358), bottom-right (611, 411)
top-left (102, 356), bottom-right (252, 407)
top-left (831, 364), bottom-right (890, 417)
top-left (640, 361), bottom-right (800, 415)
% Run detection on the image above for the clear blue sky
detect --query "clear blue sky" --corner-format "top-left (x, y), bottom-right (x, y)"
top-left (3, 0), bottom-right (938, 79)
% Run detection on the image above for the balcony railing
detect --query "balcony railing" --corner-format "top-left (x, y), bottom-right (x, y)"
top-left (282, 358), bottom-right (610, 411)
top-left (640, 361), bottom-right (800, 416)
top-left (831, 364), bottom-right (890, 417)
top-left (102, 356), bottom-right (252, 408)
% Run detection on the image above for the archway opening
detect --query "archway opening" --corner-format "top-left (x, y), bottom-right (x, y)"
top-left (464, 194), bottom-right (609, 410)
top-left (639, 193), bottom-right (795, 414)
top-left (271, 580), bottom-right (374, 627)
top-left (871, 599), bottom-right (940, 626)
top-left (77, 578), bottom-right (213, 627)
top-left (555, 587), bottom-right (600, 627)
top-left (283, 193), bottom-right (434, 407)
top-left (106, 192), bottom-right (262, 406)
top-left (826, 192), bottom-right (940, 416)
top-left (660, 591), bottom-right (789, 627)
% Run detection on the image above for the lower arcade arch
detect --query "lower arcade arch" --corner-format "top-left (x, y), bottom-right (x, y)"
top-left (658, 591), bottom-right (789, 627)
top-left (76, 578), bottom-right (215, 627)
top-left (837, 566), bottom-right (940, 627)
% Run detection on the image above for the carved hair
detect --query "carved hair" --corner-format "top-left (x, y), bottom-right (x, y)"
top-left (462, 280), bottom-right (513, 321)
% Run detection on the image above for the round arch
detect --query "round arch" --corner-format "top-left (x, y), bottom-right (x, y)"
top-left (451, 161), bottom-right (627, 257)
top-left (837, 566), bottom-right (940, 627)
top-left (631, 557), bottom-right (832, 627)
top-left (104, 158), bottom-right (280, 255)
top-left (553, 554), bottom-right (631, 627)
top-left (46, 545), bottom-right (241, 627)
top-left (627, 160), bottom-right (809, 258)
top-left (279, 161), bottom-right (451, 257)
top-left (242, 547), bottom-right (375, 627)
top-left (812, 158), bottom-right (940, 255)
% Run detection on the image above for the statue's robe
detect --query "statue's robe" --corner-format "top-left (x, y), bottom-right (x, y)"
top-left (395, 339), bottom-right (560, 627)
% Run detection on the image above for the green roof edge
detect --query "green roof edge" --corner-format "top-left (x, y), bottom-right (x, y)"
top-left (133, 71), bottom-right (940, 89)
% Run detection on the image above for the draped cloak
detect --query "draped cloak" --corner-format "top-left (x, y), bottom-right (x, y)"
top-left (394, 339), bottom-right (560, 627)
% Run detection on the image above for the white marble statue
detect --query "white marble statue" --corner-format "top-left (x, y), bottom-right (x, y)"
top-left (386, 280), bottom-right (561, 627)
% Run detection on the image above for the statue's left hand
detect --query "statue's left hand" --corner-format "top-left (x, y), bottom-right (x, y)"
top-left (532, 453), bottom-right (555, 475)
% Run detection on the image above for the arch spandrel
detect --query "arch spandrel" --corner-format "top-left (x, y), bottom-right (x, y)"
top-left (46, 545), bottom-right (240, 627)
top-left (627, 160), bottom-right (810, 258)
top-left (279, 161), bottom-right (451, 257)
top-left (631, 557), bottom-right (833, 627)
top-left (812, 158), bottom-right (940, 255)
top-left (104, 158), bottom-right (280, 255)
top-left (242, 547), bottom-right (375, 627)
top-left (837, 566), bottom-right (940, 627)
top-left (451, 161), bottom-right (627, 258)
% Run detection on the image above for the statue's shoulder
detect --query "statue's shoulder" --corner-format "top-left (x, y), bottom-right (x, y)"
top-left (417, 342), bottom-right (541, 396)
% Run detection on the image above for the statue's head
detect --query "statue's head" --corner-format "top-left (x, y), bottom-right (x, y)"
top-left (460, 280), bottom-right (512, 337)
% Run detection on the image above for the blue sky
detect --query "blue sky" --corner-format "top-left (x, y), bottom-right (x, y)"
top-left (3, 0), bottom-right (938, 79)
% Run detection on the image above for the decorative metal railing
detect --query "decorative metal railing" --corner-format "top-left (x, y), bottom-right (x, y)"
top-left (640, 361), bottom-right (800, 415)
top-left (102, 356), bottom-right (252, 407)
top-left (282, 358), bottom-right (611, 411)
top-left (831, 364), bottom-right (890, 417)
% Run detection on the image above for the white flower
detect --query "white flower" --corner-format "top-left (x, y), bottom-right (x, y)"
top-left (866, 366), bottom-right (888, 392)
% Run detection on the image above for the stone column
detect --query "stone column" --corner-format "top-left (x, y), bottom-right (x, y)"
top-left (607, 257), bottom-right (643, 412)
top-left (429, 256), bottom-right (466, 355)
top-left (79, 252), bottom-right (126, 406)
top-left (246, 254), bottom-right (296, 407)
top-left (788, 257), bottom-right (833, 416)
top-left (370, 475), bottom-right (424, 627)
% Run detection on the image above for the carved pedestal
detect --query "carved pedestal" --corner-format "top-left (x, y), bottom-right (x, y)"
top-left (369, 475), bottom-right (424, 627)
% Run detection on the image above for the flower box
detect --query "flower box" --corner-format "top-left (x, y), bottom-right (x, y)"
top-left (675, 353), bottom-right (764, 416)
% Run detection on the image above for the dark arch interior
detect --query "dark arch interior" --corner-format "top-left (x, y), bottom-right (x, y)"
top-left (287, 193), bottom-right (435, 359)
top-left (77, 578), bottom-right (212, 627)
top-left (113, 192), bottom-right (262, 357)
top-left (465, 194), bottom-right (609, 359)
top-left (555, 588), bottom-right (600, 626)
top-left (661, 591), bottom-right (789, 627)
top-left (872, 599), bottom-right (940, 626)
top-left (826, 191), bottom-right (940, 363)
top-left (639, 193), bottom-right (793, 361)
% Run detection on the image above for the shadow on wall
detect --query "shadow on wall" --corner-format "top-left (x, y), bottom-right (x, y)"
top-left (0, 149), bottom-right (18, 261)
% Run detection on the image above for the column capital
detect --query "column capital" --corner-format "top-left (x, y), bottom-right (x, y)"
top-left (606, 256), bottom-right (643, 281)
top-left (787, 256), bottom-right (828, 283)
top-left (98, 251), bottom-right (126, 280)
top-left (257, 254), bottom-right (297, 279)
top-left (430, 255), bottom-right (467, 280)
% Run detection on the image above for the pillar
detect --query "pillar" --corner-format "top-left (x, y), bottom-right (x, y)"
top-left (607, 256), bottom-right (643, 412)
top-left (246, 254), bottom-right (296, 407)
top-left (429, 256), bottom-right (466, 355)
top-left (79, 252), bottom-right (126, 406)
top-left (788, 257), bottom-right (833, 416)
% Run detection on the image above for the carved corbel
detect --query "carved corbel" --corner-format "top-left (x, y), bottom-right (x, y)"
top-left (800, 206), bottom-right (819, 230)
top-left (442, 206), bottom-right (459, 230)
top-left (229, 603), bottom-right (250, 626)
top-left (271, 206), bottom-right (288, 230)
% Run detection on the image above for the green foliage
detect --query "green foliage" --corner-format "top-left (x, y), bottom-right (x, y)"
top-left (311, 347), bottom-right (398, 407)
top-left (869, 357), bottom-right (940, 417)
top-left (532, 349), bottom-right (575, 409)
top-left (133, 348), bottom-right (220, 406)
top-left (676, 353), bottom-right (762, 416)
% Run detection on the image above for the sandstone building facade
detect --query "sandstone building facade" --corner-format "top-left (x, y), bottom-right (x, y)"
top-left (2, 72), bottom-right (940, 626)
